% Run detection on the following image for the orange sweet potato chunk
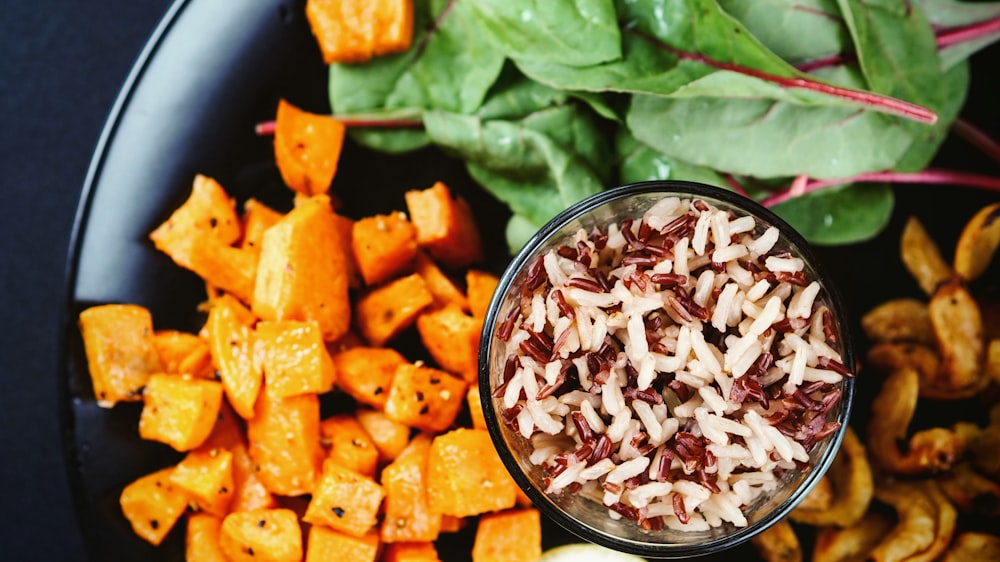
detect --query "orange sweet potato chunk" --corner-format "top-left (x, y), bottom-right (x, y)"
top-left (305, 0), bottom-right (413, 64)
top-left (206, 295), bottom-right (262, 420)
top-left (381, 434), bottom-right (442, 543)
top-left (119, 466), bottom-right (190, 546)
top-left (384, 542), bottom-right (441, 562)
top-left (201, 403), bottom-right (276, 513)
top-left (332, 212), bottom-right (363, 289)
top-left (414, 252), bottom-right (468, 310)
top-left (332, 346), bottom-right (407, 409)
top-left (352, 211), bottom-right (419, 286)
top-left (356, 409), bottom-right (412, 463)
top-left (320, 414), bottom-right (379, 477)
top-left (427, 429), bottom-right (517, 517)
top-left (467, 385), bottom-right (487, 431)
top-left (78, 304), bottom-right (163, 407)
top-left (472, 509), bottom-right (542, 562)
top-left (466, 269), bottom-right (500, 319)
top-left (355, 273), bottom-right (433, 346)
top-left (149, 174), bottom-right (241, 270)
top-left (304, 459), bottom-right (385, 537)
top-left (305, 526), bottom-right (380, 562)
top-left (170, 448), bottom-right (235, 517)
top-left (256, 320), bottom-right (336, 398)
top-left (219, 508), bottom-right (303, 562)
top-left (139, 374), bottom-right (224, 451)
top-left (187, 241), bottom-right (258, 305)
top-left (405, 182), bottom-right (484, 269)
top-left (240, 198), bottom-right (284, 254)
top-left (247, 386), bottom-right (322, 496)
top-left (186, 513), bottom-right (227, 562)
top-left (384, 364), bottom-right (467, 433)
top-left (153, 330), bottom-right (214, 379)
top-left (415, 304), bottom-right (481, 382)
top-left (274, 99), bottom-right (346, 196)
top-left (253, 195), bottom-right (351, 342)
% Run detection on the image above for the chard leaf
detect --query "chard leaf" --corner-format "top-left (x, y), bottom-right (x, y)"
top-left (626, 93), bottom-right (913, 179)
top-left (717, 0), bottom-right (850, 64)
top-left (423, 108), bottom-right (607, 227)
top-left (505, 213), bottom-right (545, 254)
top-left (615, 129), bottom-right (728, 188)
top-left (465, 0), bottom-right (621, 67)
top-left (771, 183), bottom-right (894, 245)
top-left (916, 0), bottom-right (1000, 27)
top-left (894, 61), bottom-right (969, 171)
top-left (477, 78), bottom-right (570, 121)
top-left (328, 0), bottom-right (505, 152)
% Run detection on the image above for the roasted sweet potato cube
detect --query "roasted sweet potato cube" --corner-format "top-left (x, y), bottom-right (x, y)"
top-left (240, 198), bottom-right (284, 254)
top-left (219, 508), bottom-right (302, 562)
top-left (381, 434), bottom-right (442, 543)
top-left (247, 386), bottom-right (322, 496)
top-left (119, 466), bottom-right (190, 546)
top-left (206, 295), bottom-right (262, 420)
top-left (305, 0), bottom-right (413, 63)
top-left (257, 320), bottom-right (336, 398)
top-left (466, 269), bottom-right (500, 319)
top-left (153, 330), bottom-right (213, 379)
top-left (416, 304), bottom-right (480, 382)
top-left (352, 211), bottom-right (419, 286)
top-left (252, 195), bottom-right (351, 342)
top-left (170, 448), bottom-right (235, 517)
top-left (355, 273), bottom-right (433, 346)
top-left (304, 459), bottom-right (385, 536)
top-left (274, 99), bottom-right (346, 197)
top-left (427, 429), bottom-right (517, 517)
top-left (383, 542), bottom-right (441, 562)
top-left (472, 509), bottom-right (542, 562)
top-left (439, 515), bottom-right (466, 533)
top-left (414, 251), bottom-right (467, 310)
top-left (320, 414), bottom-right (379, 477)
top-left (200, 404), bottom-right (277, 512)
top-left (187, 240), bottom-right (258, 305)
top-left (150, 174), bottom-right (241, 270)
top-left (356, 409), bottom-right (412, 463)
top-left (186, 513), bottom-right (227, 562)
top-left (467, 385), bottom-right (487, 431)
top-left (385, 364), bottom-right (467, 433)
top-left (405, 182), bottom-right (484, 269)
top-left (78, 304), bottom-right (163, 407)
top-left (332, 346), bottom-right (406, 409)
top-left (139, 374), bottom-right (224, 451)
top-left (305, 526), bottom-right (380, 562)
top-left (332, 212), bottom-right (362, 289)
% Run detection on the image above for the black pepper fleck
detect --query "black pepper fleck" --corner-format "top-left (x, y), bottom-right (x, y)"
top-left (332, 507), bottom-right (346, 518)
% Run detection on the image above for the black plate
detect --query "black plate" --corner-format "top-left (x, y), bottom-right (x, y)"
top-left (62, 0), bottom-right (999, 560)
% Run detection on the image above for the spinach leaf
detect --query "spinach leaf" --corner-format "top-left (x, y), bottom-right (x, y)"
top-left (423, 107), bottom-right (608, 227)
top-left (717, 0), bottom-right (849, 64)
top-left (895, 61), bottom-right (969, 172)
top-left (917, 0), bottom-right (1000, 69)
top-left (505, 213), bottom-right (546, 254)
top-left (329, 0), bottom-right (506, 152)
top-left (465, 0), bottom-right (621, 67)
top-left (615, 129), bottom-right (728, 188)
top-left (771, 183), bottom-right (894, 245)
top-left (626, 94), bottom-right (914, 179)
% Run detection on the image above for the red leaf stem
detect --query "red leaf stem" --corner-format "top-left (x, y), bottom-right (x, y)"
top-left (721, 173), bottom-right (749, 198)
top-left (631, 30), bottom-right (937, 124)
top-left (951, 117), bottom-right (1000, 166)
top-left (760, 169), bottom-right (1000, 207)
top-left (936, 15), bottom-right (1000, 49)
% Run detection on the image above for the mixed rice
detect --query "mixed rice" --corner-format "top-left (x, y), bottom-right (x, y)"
top-left (492, 196), bottom-right (852, 532)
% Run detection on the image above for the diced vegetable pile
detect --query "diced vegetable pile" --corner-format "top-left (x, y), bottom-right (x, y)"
top-left (78, 95), bottom-right (542, 561)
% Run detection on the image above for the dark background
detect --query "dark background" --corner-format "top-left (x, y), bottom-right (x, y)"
top-left (1, 1), bottom-right (998, 561)
top-left (1, 1), bottom-right (172, 559)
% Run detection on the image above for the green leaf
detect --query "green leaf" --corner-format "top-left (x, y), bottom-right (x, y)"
top-left (614, 129), bottom-right (728, 188)
top-left (916, 0), bottom-right (1000, 27)
top-left (328, 0), bottom-right (506, 152)
top-left (423, 108), bottom-right (607, 227)
top-left (718, 0), bottom-right (850, 64)
top-left (477, 77), bottom-right (570, 121)
top-left (894, 61), bottom-right (969, 171)
top-left (626, 94), bottom-right (914, 179)
top-left (506, 213), bottom-right (546, 254)
top-left (465, 0), bottom-right (622, 67)
top-left (771, 183), bottom-right (894, 245)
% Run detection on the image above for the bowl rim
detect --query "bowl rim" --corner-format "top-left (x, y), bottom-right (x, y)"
top-left (478, 180), bottom-right (856, 558)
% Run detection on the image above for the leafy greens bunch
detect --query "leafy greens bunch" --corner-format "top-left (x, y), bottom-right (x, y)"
top-left (328, 0), bottom-right (1000, 251)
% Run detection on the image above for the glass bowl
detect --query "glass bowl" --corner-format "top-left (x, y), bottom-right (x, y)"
top-left (478, 180), bottom-right (856, 558)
